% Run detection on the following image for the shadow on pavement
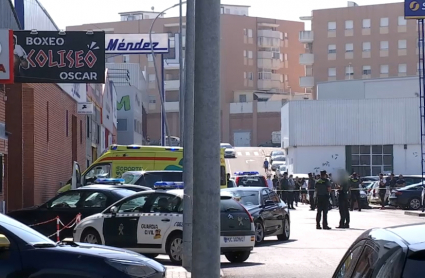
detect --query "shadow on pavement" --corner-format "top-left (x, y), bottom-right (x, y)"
top-left (258, 239), bottom-right (297, 247)
top-left (221, 262), bottom-right (264, 269)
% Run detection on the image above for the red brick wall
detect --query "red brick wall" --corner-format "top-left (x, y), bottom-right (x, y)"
top-left (0, 85), bottom-right (8, 209)
top-left (6, 83), bottom-right (86, 210)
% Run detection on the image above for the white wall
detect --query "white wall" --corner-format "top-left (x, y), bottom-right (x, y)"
top-left (287, 146), bottom-right (346, 175)
top-left (281, 103), bottom-right (289, 148)
top-left (393, 144), bottom-right (422, 175)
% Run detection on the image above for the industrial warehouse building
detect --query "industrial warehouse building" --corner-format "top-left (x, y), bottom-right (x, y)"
top-left (281, 76), bottom-right (422, 176)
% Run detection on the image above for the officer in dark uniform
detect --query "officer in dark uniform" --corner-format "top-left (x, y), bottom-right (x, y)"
top-left (308, 173), bottom-right (316, 211)
top-left (315, 170), bottom-right (332, 230)
top-left (349, 172), bottom-right (361, 212)
top-left (336, 170), bottom-right (350, 229)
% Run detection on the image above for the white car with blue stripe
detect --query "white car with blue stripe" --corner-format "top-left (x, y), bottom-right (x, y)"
top-left (73, 182), bottom-right (256, 264)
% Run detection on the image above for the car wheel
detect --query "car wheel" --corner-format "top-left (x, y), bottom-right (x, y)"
top-left (277, 216), bottom-right (290, 241)
top-left (143, 253), bottom-right (159, 259)
top-left (81, 228), bottom-right (102, 245)
top-left (166, 233), bottom-right (183, 264)
top-left (254, 221), bottom-right (265, 245)
top-left (224, 251), bottom-right (250, 263)
top-left (409, 198), bottom-right (421, 210)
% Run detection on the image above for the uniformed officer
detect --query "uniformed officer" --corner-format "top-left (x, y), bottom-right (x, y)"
top-left (315, 170), bottom-right (332, 230)
top-left (349, 172), bottom-right (361, 212)
top-left (336, 170), bottom-right (350, 229)
top-left (308, 173), bottom-right (316, 211)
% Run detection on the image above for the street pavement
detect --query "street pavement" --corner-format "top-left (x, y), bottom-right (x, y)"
top-left (226, 147), bottom-right (278, 175)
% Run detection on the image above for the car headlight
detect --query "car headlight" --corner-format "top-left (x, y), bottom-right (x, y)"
top-left (106, 259), bottom-right (157, 277)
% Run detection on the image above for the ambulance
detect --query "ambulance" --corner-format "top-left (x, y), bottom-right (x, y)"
top-left (58, 144), bottom-right (227, 193)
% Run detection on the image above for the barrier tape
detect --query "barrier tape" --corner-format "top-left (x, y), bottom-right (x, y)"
top-left (28, 213), bottom-right (82, 241)
top-left (272, 188), bottom-right (372, 192)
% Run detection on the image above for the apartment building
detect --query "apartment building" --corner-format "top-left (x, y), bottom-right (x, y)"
top-left (299, 1), bottom-right (419, 98)
top-left (67, 4), bottom-right (306, 146)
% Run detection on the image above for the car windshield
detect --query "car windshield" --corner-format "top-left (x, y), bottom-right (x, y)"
top-left (122, 172), bottom-right (142, 184)
top-left (403, 250), bottom-right (425, 278)
top-left (402, 183), bottom-right (424, 190)
top-left (273, 156), bottom-right (286, 162)
top-left (224, 190), bottom-right (259, 206)
top-left (272, 151), bottom-right (284, 156)
top-left (221, 144), bottom-right (232, 149)
top-left (0, 214), bottom-right (55, 245)
top-left (237, 176), bottom-right (266, 187)
top-left (113, 188), bottom-right (140, 197)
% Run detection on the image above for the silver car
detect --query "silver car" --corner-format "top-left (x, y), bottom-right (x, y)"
top-left (221, 143), bottom-right (236, 158)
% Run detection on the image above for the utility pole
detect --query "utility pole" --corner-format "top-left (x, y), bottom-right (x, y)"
top-left (182, 0), bottom-right (195, 271)
top-left (192, 0), bottom-right (221, 276)
top-left (179, 0), bottom-right (184, 144)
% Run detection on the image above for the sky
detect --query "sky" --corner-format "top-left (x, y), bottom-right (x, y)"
top-left (37, 0), bottom-right (404, 30)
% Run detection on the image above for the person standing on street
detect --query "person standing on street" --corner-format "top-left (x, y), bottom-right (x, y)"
top-left (349, 172), bottom-right (362, 212)
top-left (294, 176), bottom-right (301, 207)
top-left (308, 173), bottom-right (316, 211)
top-left (336, 171), bottom-right (350, 229)
top-left (378, 173), bottom-right (387, 210)
top-left (301, 178), bottom-right (308, 204)
top-left (272, 174), bottom-right (279, 190)
top-left (396, 174), bottom-right (406, 188)
top-left (329, 173), bottom-right (337, 208)
top-left (266, 174), bottom-right (273, 190)
top-left (287, 175), bottom-right (296, 209)
top-left (279, 172), bottom-right (289, 204)
top-left (263, 158), bottom-right (269, 174)
top-left (315, 170), bottom-right (332, 230)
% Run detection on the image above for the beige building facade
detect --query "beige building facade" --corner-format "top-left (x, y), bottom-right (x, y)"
top-left (299, 2), bottom-right (420, 98)
top-left (68, 5), bottom-right (306, 146)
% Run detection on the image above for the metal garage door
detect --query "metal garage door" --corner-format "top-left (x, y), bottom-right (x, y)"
top-left (233, 131), bottom-right (251, 147)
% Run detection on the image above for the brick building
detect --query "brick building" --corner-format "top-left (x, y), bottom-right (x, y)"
top-left (0, 86), bottom-right (8, 212)
top-left (5, 83), bottom-right (86, 211)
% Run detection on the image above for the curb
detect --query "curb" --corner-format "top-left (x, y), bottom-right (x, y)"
top-left (404, 211), bottom-right (425, 217)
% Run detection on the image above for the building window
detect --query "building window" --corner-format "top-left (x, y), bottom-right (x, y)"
top-left (243, 29), bottom-right (247, 36)
top-left (117, 119), bottom-right (127, 131)
top-left (86, 115), bottom-right (90, 138)
top-left (380, 17), bottom-right (389, 27)
top-left (398, 39), bottom-right (407, 49)
top-left (248, 51), bottom-right (253, 59)
top-left (350, 145), bottom-right (393, 176)
top-left (345, 66), bottom-right (353, 76)
top-left (149, 95), bottom-right (156, 104)
top-left (147, 54), bottom-right (153, 61)
top-left (380, 41), bottom-right (389, 50)
top-left (80, 120), bottom-right (83, 144)
top-left (328, 44), bottom-right (336, 54)
top-left (239, 94), bottom-right (247, 102)
top-left (362, 42), bottom-right (371, 52)
top-left (243, 50), bottom-right (247, 57)
top-left (362, 65), bottom-right (371, 75)
top-left (46, 101), bottom-right (49, 142)
top-left (328, 21), bottom-right (336, 31)
top-left (398, 16), bottom-right (407, 26)
top-left (345, 20), bottom-right (353, 30)
top-left (247, 29), bottom-right (253, 38)
top-left (345, 43), bottom-right (354, 53)
top-left (148, 74), bottom-right (156, 82)
top-left (362, 19), bottom-right (371, 29)
top-left (247, 72), bottom-right (253, 80)
top-left (65, 110), bottom-right (69, 137)
top-left (398, 64), bottom-right (407, 73)
top-left (123, 55), bottom-right (130, 63)
top-left (328, 67), bottom-right (336, 77)
top-left (380, 64), bottom-right (389, 74)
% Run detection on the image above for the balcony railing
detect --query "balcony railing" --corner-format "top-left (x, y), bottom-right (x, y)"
top-left (164, 80), bottom-right (179, 91)
top-left (299, 53), bottom-right (314, 65)
top-left (299, 31), bottom-right (314, 43)
top-left (299, 76), bottom-right (314, 88)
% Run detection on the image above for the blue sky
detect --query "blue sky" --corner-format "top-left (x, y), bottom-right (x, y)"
top-left (37, 0), bottom-right (403, 30)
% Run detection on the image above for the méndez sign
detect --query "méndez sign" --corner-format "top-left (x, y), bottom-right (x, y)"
top-left (13, 31), bottom-right (106, 84)
top-left (105, 33), bottom-right (169, 55)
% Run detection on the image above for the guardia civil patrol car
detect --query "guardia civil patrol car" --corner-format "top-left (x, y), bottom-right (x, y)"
top-left (73, 182), bottom-right (256, 264)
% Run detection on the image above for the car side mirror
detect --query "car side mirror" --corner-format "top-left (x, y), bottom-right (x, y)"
top-left (110, 206), bottom-right (118, 215)
top-left (265, 200), bottom-right (275, 207)
top-left (0, 234), bottom-right (10, 250)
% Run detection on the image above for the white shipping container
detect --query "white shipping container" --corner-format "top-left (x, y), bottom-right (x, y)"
top-left (281, 98), bottom-right (420, 147)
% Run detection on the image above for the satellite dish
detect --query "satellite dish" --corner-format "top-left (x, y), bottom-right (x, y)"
top-left (151, 6), bottom-right (154, 11)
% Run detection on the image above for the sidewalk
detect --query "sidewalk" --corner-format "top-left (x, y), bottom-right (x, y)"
top-left (166, 266), bottom-right (225, 278)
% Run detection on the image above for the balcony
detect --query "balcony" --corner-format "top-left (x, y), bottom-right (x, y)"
top-left (258, 74), bottom-right (283, 91)
top-left (258, 59), bottom-right (283, 70)
top-left (165, 101), bottom-right (179, 112)
top-left (299, 31), bottom-right (313, 43)
top-left (299, 53), bottom-right (314, 65)
top-left (257, 29), bottom-right (282, 39)
top-left (299, 76), bottom-right (314, 88)
top-left (164, 79), bottom-right (180, 91)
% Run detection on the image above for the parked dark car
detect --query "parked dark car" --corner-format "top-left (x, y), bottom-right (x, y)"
top-left (332, 223), bottom-right (425, 278)
top-left (388, 183), bottom-right (424, 210)
top-left (7, 185), bottom-right (144, 239)
top-left (233, 172), bottom-right (267, 187)
top-left (0, 213), bottom-right (165, 278)
top-left (222, 187), bottom-right (290, 245)
top-left (122, 170), bottom-right (183, 188)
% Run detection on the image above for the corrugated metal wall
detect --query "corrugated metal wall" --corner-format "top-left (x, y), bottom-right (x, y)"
top-left (0, 0), bottom-right (20, 29)
top-left (286, 98), bottom-right (420, 146)
top-left (281, 104), bottom-right (289, 148)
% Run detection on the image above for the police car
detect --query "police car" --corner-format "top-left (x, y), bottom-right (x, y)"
top-left (73, 181), bottom-right (255, 264)
top-left (233, 171), bottom-right (268, 187)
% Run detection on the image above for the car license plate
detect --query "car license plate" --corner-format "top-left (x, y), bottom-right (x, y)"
top-left (224, 236), bottom-right (245, 243)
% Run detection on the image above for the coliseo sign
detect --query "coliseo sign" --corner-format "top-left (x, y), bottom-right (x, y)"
top-left (13, 31), bottom-right (105, 84)
top-left (0, 29), bottom-right (14, 84)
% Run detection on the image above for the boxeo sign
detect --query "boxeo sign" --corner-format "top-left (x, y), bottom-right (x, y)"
top-left (105, 33), bottom-right (169, 55)
top-left (13, 31), bottom-right (106, 83)
top-left (0, 29), bottom-right (14, 84)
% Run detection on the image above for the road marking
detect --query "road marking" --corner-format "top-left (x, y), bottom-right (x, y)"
top-left (254, 152), bottom-right (259, 156)
top-left (246, 159), bottom-right (255, 163)
top-left (237, 152), bottom-right (242, 156)
top-left (245, 152), bottom-right (250, 156)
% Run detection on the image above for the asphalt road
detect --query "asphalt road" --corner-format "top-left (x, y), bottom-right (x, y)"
top-left (226, 147), bottom-right (278, 176)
